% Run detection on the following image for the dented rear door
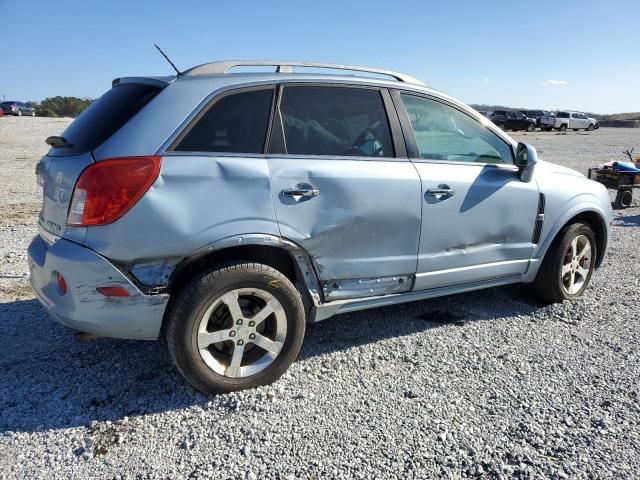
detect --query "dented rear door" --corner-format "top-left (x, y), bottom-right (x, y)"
top-left (268, 85), bottom-right (422, 284)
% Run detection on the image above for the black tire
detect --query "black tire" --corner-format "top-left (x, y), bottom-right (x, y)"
top-left (559, 124), bottom-right (567, 132)
top-left (498, 123), bottom-right (506, 131)
top-left (587, 124), bottom-right (594, 131)
top-left (526, 123), bottom-right (535, 132)
top-left (533, 223), bottom-right (597, 303)
top-left (614, 189), bottom-right (633, 209)
top-left (166, 262), bottom-right (306, 393)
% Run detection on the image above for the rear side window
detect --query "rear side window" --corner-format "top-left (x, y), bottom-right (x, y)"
top-left (55, 83), bottom-right (161, 156)
top-left (174, 89), bottom-right (274, 153)
top-left (278, 86), bottom-right (393, 157)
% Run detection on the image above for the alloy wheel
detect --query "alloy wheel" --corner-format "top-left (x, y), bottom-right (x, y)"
top-left (561, 234), bottom-right (592, 295)
top-left (197, 288), bottom-right (287, 378)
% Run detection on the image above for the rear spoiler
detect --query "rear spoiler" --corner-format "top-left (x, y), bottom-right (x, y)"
top-left (111, 76), bottom-right (176, 88)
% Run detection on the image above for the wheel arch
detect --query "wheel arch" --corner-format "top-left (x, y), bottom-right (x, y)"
top-left (163, 234), bottom-right (323, 333)
top-left (538, 208), bottom-right (608, 270)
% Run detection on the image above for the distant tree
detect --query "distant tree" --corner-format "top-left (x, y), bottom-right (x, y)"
top-left (37, 108), bottom-right (58, 118)
top-left (38, 96), bottom-right (94, 118)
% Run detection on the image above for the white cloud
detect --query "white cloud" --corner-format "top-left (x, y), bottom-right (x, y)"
top-left (540, 79), bottom-right (568, 86)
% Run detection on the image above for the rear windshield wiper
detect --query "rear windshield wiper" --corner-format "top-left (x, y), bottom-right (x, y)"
top-left (45, 136), bottom-right (73, 148)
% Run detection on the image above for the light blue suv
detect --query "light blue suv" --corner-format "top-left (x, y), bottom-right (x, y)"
top-left (28, 61), bottom-right (612, 392)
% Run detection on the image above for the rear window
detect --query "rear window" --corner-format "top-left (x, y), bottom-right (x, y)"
top-left (52, 83), bottom-right (161, 156)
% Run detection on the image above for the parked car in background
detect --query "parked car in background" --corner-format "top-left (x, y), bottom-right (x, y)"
top-left (523, 110), bottom-right (556, 131)
top-left (554, 111), bottom-right (597, 131)
top-left (0, 101), bottom-right (36, 116)
top-left (29, 60), bottom-right (612, 393)
top-left (489, 110), bottom-right (536, 131)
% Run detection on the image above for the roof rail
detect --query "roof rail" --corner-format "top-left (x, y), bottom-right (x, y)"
top-left (181, 60), bottom-right (427, 86)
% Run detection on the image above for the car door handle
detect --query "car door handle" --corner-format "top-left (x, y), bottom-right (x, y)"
top-left (281, 187), bottom-right (320, 198)
top-left (426, 185), bottom-right (455, 198)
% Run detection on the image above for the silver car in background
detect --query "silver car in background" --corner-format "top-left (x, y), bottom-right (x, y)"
top-left (28, 61), bottom-right (612, 393)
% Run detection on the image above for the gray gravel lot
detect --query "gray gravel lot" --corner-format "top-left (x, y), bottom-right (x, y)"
top-left (1, 118), bottom-right (639, 479)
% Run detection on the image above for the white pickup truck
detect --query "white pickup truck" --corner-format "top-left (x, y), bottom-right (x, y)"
top-left (554, 111), bottom-right (597, 131)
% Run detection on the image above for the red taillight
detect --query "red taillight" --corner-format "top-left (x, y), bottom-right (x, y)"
top-left (56, 272), bottom-right (67, 295)
top-left (96, 286), bottom-right (130, 297)
top-left (67, 156), bottom-right (161, 226)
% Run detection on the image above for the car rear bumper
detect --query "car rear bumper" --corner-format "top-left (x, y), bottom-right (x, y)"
top-left (28, 235), bottom-right (168, 340)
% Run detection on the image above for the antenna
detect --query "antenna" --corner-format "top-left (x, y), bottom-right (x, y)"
top-left (154, 44), bottom-right (181, 76)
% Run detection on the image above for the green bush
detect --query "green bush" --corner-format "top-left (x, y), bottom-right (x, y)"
top-left (36, 108), bottom-right (58, 118)
top-left (39, 96), bottom-right (93, 118)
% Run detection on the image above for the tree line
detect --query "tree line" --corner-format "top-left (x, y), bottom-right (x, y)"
top-left (26, 97), bottom-right (94, 118)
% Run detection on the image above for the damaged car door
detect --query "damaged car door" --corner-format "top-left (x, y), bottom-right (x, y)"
top-left (394, 92), bottom-right (540, 290)
top-left (268, 85), bottom-right (422, 299)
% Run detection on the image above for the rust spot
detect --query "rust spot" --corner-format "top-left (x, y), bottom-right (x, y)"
top-left (267, 280), bottom-right (280, 289)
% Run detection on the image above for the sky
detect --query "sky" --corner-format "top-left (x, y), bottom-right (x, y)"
top-left (1, 0), bottom-right (639, 114)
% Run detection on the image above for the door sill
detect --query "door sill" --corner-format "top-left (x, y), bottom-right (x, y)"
top-left (311, 275), bottom-right (522, 322)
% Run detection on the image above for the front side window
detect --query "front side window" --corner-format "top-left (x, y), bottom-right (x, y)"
top-left (400, 94), bottom-right (513, 164)
top-left (175, 89), bottom-right (274, 153)
top-left (278, 86), bottom-right (393, 157)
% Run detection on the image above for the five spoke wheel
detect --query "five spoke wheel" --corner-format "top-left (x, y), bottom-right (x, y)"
top-left (561, 235), bottom-right (592, 295)
top-left (197, 288), bottom-right (287, 378)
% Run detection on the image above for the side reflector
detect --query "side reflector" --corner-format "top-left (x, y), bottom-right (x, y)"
top-left (96, 286), bottom-right (130, 297)
top-left (56, 272), bottom-right (67, 295)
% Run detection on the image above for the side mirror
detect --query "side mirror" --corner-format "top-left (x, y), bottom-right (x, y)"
top-left (515, 142), bottom-right (538, 182)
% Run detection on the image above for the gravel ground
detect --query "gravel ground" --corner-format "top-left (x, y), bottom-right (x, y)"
top-left (1, 118), bottom-right (639, 479)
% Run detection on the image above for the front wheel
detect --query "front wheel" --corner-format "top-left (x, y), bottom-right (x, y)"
top-left (166, 262), bottom-right (306, 393)
top-left (526, 123), bottom-right (535, 132)
top-left (497, 123), bottom-right (506, 131)
top-left (532, 223), bottom-right (596, 303)
top-left (587, 124), bottom-right (594, 131)
top-left (558, 124), bottom-right (567, 132)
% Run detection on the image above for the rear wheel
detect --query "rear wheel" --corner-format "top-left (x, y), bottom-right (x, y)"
top-left (166, 262), bottom-right (306, 393)
top-left (532, 223), bottom-right (596, 303)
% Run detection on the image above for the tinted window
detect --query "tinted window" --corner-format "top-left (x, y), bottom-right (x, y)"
top-left (53, 83), bottom-right (161, 156)
top-left (279, 86), bottom-right (393, 157)
top-left (557, 112), bottom-right (569, 118)
top-left (400, 94), bottom-right (513, 164)
top-left (175, 89), bottom-right (274, 153)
